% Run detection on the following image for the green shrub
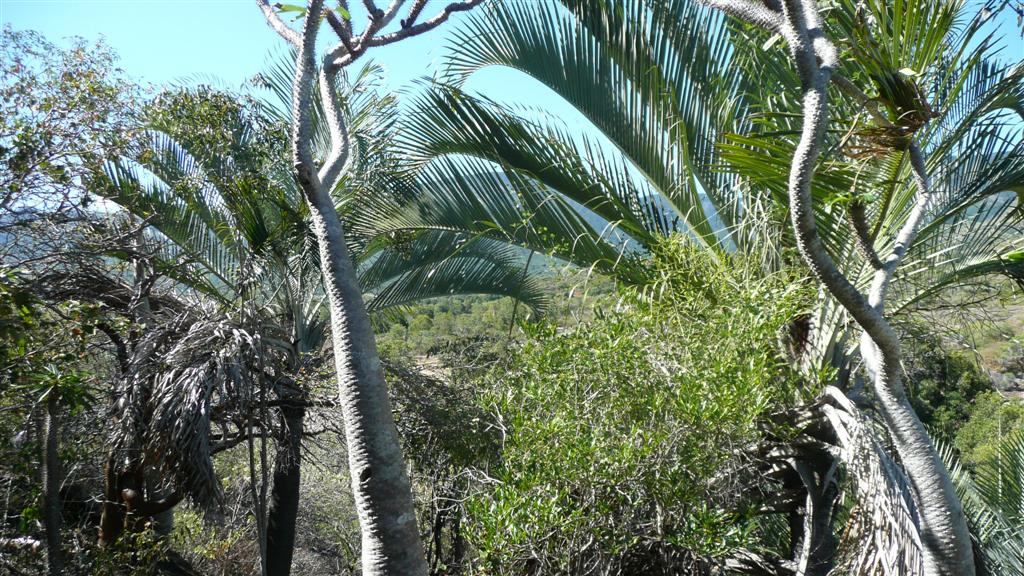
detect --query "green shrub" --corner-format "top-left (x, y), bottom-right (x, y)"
top-left (464, 238), bottom-right (812, 574)
top-left (901, 324), bottom-right (993, 440)
top-left (955, 391), bottom-right (1024, 467)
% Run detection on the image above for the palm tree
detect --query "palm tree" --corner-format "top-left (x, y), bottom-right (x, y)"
top-left (384, 0), bottom-right (1023, 360)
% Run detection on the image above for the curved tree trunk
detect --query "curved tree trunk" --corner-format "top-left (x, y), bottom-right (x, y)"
top-left (42, 391), bottom-right (64, 576)
top-left (256, 1), bottom-right (484, 572)
top-left (306, 197), bottom-right (427, 575)
top-left (857, 144), bottom-right (974, 575)
top-left (266, 403), bottom-right (305, 576)
top-left (698, 1), bottom-right (975, 574)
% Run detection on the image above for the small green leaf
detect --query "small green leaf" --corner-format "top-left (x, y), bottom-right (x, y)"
top-left (275, 3), bottom-right (307, 15)
top-left (1003, 250), bottom-right (1024, 262)
top-left (336, 3), bottom-right (350, 19)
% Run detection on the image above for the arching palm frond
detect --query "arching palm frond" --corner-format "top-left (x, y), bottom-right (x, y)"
top-left (389, 0), bottom-right (754, 283)
top-left (439, 0), bottom-right (749, 242)
top-left (938, 433), bottom-right (1024, 574)
top-left (354, 154), bottom-right (648, 284)
top-left (360, 230), bottom-right (545, 313)
top-left (397, 84), bottom-right (666, 243)
top-left (253, 53), bottom-right (554, 312)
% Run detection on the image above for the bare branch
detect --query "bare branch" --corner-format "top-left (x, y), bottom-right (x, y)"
top-left (361, 0), bottom-right (383, 19)
top-left (337, 0), bottom-right (354, 37)
top-left (257, 0), bottom-right (301, 47)
top-left (847, 201), bottom-right (884, 270)
top-left (378, 0), bottom-right (408, 29)
top-left (698, 0), bottom-right (784, 32)
top-left (325, 8), bottom-right (354, 49)
top-left (367, 0), bottom-right (484, 47)
top-left (401, 0), bottom-right (428, 28)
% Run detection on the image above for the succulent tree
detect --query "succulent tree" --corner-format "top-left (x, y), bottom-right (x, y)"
top-left (265, 0), bottom-right (489, 570)
top-left (694, 0), bottom-right (1019, 573)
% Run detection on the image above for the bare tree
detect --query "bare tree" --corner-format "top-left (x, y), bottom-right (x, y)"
top-left (255, 1), bottom-right (482, 573)
top-left (698, 1), bottom-right (974, 574)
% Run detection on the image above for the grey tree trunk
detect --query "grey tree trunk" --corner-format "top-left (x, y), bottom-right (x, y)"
top-left (266, 404), bottom-right (304, 576)
top-left (256, 1), bottom-right (482, 572)
top-left (306, 197), bottom-right (428, 575)
top-left (42, 392), bottom-right (64, 576)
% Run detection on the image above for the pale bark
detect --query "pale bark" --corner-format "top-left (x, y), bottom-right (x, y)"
top-left (699, 0), bottom-right (975, 573)
top-left (256, 1), bottom-right (482, 572)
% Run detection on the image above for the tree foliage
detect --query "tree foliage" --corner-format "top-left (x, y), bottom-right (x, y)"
top-left (0, 27), bottom-right (136, 235)
top-left (464, 237), bottom-right (813, 574)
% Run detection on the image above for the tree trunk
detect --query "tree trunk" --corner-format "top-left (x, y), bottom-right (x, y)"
top-left (264, 1), bottom-right (481, 571)
top-left (99, 452), bottom-right (124, 547)
top-left (858, 144), bottom-right (975, 575)
top-left (266, 403), bottom-right (305, 576)
top-left (861, 335), bottom-right (975, 575)
top-left (738, 0), bottom-right (977, 571)
top-left (307, 196), bottom-right (427, 575)
top-left (145, 469), bottom-right (175, 538)
top-left (41, 392), bottom-right (64, 576)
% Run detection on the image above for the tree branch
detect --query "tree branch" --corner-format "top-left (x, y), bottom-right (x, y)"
top-left (290, 0), bottom-right (326, 195)
top-left (699, 0), bottom-right (784, 32)
top-left (401, 0), bottom-right (428, 28)
top-left (325, 8), bottom-right (355, 54)
top-left (846, 200), bottom-right (883, 270)
top-left (867, 143), bottom-right (932, 312)
top-left (831, 74), bottom-right (892, 127)
top-left (94, 322), bottom-right (130, 373)
top-left (257, 0), bottom-right (302, 47)
top-left (366, 0), bottom-right (484, 47)
top-left (317, 59), bottom-right (351, 192)
top-left (361, 0), bottom-right (384, 19)
top-left (377, 0), bottom-right (408, 29)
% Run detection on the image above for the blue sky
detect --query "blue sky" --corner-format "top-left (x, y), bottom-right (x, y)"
top-left (0, 0), bottom-right (573, 114)
top-left (2, 1), bottom-right (1021, 119)
top-left (0, 1), bottom-right (464, 88)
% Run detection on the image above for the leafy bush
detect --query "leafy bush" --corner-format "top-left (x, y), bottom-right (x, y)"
top-left (463, 238), bottom-right (812, 574)
top-left (955, 391), bottom-right (1024, 468)
top-left (901, 323), bottom-right (994, 440)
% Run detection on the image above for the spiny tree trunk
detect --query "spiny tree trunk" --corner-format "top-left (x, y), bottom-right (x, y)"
top-left (266, 403), bottom-right (304, 576)
top-left (305, 186), bottom-right (426, 574)
top-left (699, 1), bottom-right (974, 574)
top-left (256, 1), bottom-right (482, 573)
top-left (41, 391), bottom-right (64, 576)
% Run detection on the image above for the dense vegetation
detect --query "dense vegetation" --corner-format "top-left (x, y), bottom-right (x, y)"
top-left (2, 0), bottom-right (1024, 575)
